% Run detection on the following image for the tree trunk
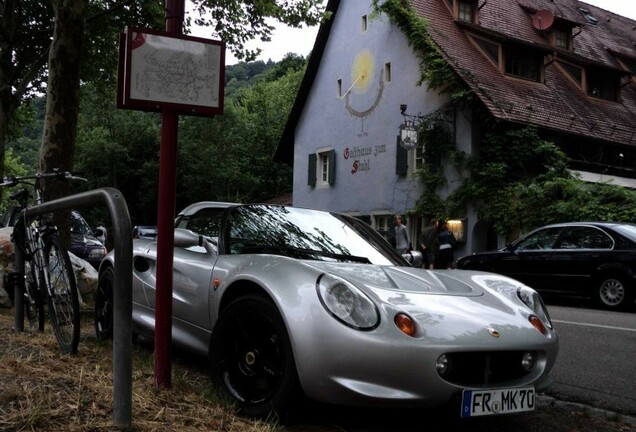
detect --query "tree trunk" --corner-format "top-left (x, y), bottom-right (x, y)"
top-left (40, 0), bottom-right (85, 243)
top-left (0, 0), bottom-right (18, 185)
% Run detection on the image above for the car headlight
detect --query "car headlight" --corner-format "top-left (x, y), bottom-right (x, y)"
top-left (316, 274), bottom-right (379, 330)
top-left (518, 286), bottom-right (553, 330)
top-left (88, 247), bottom-right (107, 259)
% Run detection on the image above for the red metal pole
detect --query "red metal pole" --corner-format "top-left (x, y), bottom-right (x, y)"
top-left (154, 0), bottom-right (184, 389)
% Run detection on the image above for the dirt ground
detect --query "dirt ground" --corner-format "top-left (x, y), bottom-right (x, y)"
top-left (0, 305), bottom-right (634, 432)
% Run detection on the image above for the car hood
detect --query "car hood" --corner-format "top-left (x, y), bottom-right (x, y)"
top-left (71, 233), bottom-right (103, 248)
top-left (305, 262), bottom-right (548, 344)
top-left (307, 262), bottom-right (485, 296)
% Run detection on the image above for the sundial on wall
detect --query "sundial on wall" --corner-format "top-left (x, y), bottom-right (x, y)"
top-left (342, 49), bottom-right (384, 118)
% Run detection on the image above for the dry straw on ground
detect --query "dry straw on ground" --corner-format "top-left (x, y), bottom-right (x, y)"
top-left (0, 306), bottom-right (277, 432)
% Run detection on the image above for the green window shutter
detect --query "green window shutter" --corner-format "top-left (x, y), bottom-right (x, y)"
top-left (328, 149), bottom-right (336, 185)
top-left (308, 153), bottom-right (317, 187)
top-left (396, 135), bottom-right (407, 176)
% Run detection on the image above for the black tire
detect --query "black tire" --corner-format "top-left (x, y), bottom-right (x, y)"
top-left (95, 266), bottom-right (114, 341)
top-left (595, 274), bottom-right (634, 311)
top-left (44, 233), bottom-right (80, 354)
top-left (24, 262), bottom-right (45, 331)
top-left (210, 294), bottom-right (300, 421)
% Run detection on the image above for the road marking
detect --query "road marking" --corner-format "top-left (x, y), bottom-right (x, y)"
top-left (552, 319), bottom-right (636, 332)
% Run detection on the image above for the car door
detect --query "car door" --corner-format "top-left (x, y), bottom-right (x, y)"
top-left (496, 227), bottom-right (563, 290)
top-left (546, 226), bottom-right (614, 296)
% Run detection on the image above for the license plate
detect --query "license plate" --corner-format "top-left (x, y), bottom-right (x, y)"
top-left (461, 387), bottom-right (535, 417)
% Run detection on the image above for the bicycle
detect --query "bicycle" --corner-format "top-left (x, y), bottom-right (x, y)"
top-left (2, 170), bottom-right (85, 354)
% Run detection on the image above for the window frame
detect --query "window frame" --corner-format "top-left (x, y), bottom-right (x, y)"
top-left (503, 44), bottom-right (543, 82)
top-left (457, 0), bottom-right (476, 23)
top-left (586, 67), bottom-right (620, 102)
top-left (308, 148), bottom-right (336, 188)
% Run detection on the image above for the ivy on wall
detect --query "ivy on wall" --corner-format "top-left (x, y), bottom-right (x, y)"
top-left (374, 0), bottom-right (636, 240)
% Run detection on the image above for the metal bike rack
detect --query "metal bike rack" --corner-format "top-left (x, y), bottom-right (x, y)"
top-left (11, 187), bottom-right (133, 428)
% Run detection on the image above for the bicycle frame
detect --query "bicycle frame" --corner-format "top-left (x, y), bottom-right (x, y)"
top-left (3, 170), bottom-right (83, 353)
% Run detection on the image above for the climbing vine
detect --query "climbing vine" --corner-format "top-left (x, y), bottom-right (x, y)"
top-left (374, 0), bottom-right (636, 239)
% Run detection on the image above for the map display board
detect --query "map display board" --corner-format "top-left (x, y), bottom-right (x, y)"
top-left (117, 27), bottom-right (225, 116)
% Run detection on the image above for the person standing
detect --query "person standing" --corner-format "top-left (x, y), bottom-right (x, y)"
top-left (95, 221), bottom-right (107, 246)
top-left (394, 214), bottom-right (410, 254)
top-left (437, 221), bottom-right (457, 269)
top-left (418, 218), bottom-right (439, 269)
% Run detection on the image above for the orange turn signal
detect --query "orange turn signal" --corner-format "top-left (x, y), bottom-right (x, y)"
top-left (529, 315), bottom-right (547, 335)
top-left (394, 313), bottom-right (416, 337)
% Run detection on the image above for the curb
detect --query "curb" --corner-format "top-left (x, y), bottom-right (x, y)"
top-left (538, 395), bottom-right (636, 428)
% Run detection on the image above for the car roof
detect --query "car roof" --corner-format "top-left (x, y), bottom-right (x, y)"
top-left (536, 222), bottom-right (636, 229)
top-left (177, 201), bottom-right (241, 217)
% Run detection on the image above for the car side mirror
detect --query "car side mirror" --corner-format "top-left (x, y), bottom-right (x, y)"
top-left (402, 250), bottom-right (423, 268)
top-left (94, 228), bottom-right (104, 237)
top-left (174, 228), bottom-right (215, 255)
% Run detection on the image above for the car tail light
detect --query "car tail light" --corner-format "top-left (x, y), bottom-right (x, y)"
top-left (394, 313), bottom-right (416, 337)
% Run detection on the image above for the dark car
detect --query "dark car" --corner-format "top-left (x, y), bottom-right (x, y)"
top-left (456, 222), bottom-right (636, 310)
top-left (1, 206), bottom-right (106, 269)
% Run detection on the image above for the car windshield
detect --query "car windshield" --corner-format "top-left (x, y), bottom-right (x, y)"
top-left (226, 205), bottom-right (406, 265)
top-left (70, 211), bottom-right (93, 236)
top-left (513, 227), bottom-right (561, 251)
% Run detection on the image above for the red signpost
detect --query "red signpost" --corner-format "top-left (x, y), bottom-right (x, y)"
top-left (117, 0), bottom-right (224, 390)
top-left (153, 0), bottom-right (183, 390)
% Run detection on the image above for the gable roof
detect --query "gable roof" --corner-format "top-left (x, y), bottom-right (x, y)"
top-left (416, 0), bottom-right (636, 147)
top-left (275, 0), bottom-right (636, 165)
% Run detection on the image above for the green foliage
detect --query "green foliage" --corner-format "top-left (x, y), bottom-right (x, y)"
top-left (69, 56), bottom-right (305, 226)
top-left (0, 148), bottom-right (28, 213)
top-left (177, 60), bottom-right (303, 207)
top-left (74, 83), bottom-right (161, 227)
top-left (189, 0), bottom-right (325, 61)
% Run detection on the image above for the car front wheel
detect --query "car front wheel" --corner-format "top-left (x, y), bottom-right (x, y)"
top-left (596, 274), bottom-right (634, 311)
top-left (210, 294), bottom-right (300, 421)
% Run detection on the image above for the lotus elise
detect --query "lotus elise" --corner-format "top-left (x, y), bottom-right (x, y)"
top-left (95, 202), bottom-right (559, 420)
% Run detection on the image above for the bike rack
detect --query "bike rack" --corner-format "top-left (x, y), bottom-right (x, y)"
top-left (11, 187), bottom-right (133, 428)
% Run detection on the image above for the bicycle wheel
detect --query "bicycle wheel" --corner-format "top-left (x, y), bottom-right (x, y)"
top-left (24, 261), bottom-right (45, 331)
top-left (43, 233), bottom-right (80, 354)
top-left (13, 216), bottom-right (45, 331)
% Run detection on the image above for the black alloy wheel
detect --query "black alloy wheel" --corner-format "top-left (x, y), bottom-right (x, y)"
top-left (210, 294), bottom-right (300, 421)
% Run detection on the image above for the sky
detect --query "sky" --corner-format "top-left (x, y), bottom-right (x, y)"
top-left (191, 1), bottom-right (636, 65)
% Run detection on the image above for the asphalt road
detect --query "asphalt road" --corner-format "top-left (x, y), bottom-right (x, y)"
top-left (543, 301), bottom-right (636, 417)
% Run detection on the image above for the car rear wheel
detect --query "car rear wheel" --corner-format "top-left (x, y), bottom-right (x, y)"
top-left (210, 294), bottom-right (300, 421)
top-left (596, 274), bottom-right (634, 311)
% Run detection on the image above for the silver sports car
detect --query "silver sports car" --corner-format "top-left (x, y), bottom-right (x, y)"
top-left (95, 202), bottom-right (559, 420)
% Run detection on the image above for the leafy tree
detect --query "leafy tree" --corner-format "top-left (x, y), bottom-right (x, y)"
top-left (176, 54), bottom-right (305, 209)
top-left (74, 83), bottom-right (161, 227)
top-left (73, 54), bottom-right (306, 226)
top-left (0, 0), bottom-right (164, 186)
top-left (188, 0), bottom-right (324, 61)
top-left (0, 148), bottom-right (28, 213)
